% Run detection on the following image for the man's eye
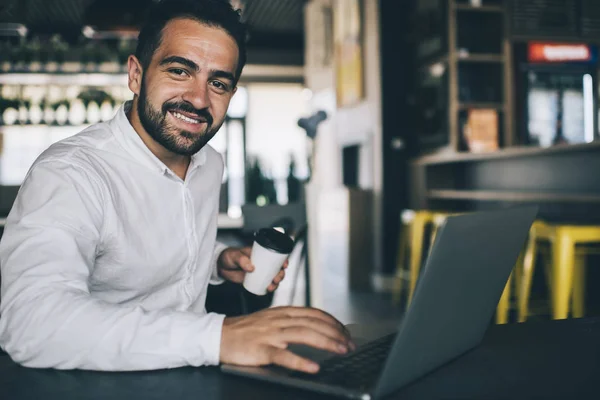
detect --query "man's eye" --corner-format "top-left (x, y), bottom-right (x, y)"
top-left (211, 81), bottom-right (228, 91)
top-left (169, 68), bottom-right (188, 76)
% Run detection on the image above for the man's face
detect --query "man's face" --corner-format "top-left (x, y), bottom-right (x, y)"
top-left (135, 18), bottom-right (239, 156)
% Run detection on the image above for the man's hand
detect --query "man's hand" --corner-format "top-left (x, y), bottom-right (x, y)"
top-left (220, 306), bottom-right (356, 373)
top-left (217, 247), bottom-right (288, 292)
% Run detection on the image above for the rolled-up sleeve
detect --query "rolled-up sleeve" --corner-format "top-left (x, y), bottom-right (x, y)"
top-left (0, 160), bottom-right (225, 370)
top-left (209, 241), bottom-right (229, 285)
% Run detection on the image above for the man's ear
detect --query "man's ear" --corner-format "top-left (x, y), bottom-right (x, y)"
top-left (127, 55), bottom-right (144, 96)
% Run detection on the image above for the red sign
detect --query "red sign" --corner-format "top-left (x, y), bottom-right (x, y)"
top-left (528, 42), bottom-right (592, 63)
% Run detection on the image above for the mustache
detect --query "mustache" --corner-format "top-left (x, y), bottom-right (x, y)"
top-left (163, 102), bottom-right (213, 126)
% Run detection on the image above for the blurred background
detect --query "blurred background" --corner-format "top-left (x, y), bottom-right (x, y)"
top-left (1, 0), bottom-right (600, 324)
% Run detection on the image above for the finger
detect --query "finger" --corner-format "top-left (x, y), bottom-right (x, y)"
top-left (276, 317), bottom-right (350, 346)
top-left (280, 326), bottom-right (349, 355)
top-left (272, 269), bottom-right (285, 285)
top-left (224, 269), bottom-right (245, 284)
top-left (236, 253), bottom-right (254, 272)
top-left (266, 270), bottom-right (286, 291)
top-left (240, 247), bottom-right (252, 257)
top-left (283, 259), bottom-right (289, 269)
top-left (270, 348), bottom-right (319, 374)
top-left (280, 307), bottom-right (351, 339)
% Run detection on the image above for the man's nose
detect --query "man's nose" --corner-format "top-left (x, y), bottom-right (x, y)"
top-left (182, 83), bottom-right (210, 110)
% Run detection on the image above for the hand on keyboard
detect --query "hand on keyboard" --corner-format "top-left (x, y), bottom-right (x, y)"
top-left (220, 306), bottom-right (356, 374)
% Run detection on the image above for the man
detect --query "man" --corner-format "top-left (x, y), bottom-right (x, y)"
top-left (0, 0), bottom-right (353, 374)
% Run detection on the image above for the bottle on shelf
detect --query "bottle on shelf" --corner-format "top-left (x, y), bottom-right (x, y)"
top-left (68, 98), bottom-right (87, 126)
top-left (27, 37), bottom-right (43, 72)
top-left (87, 101), bottom-right (101, 124)
top-left (0, 85), bottom-right (20, 125)
top-left (54, 102), bottom-right (69, 126)
top-left (18, 102), bottom-right (29, 125)
top-left (118, 39), bottom-right (132, 66)
top-left (100, 99), bottom-right (115, 122)
top-left (11, 37), bottom-right (26, 72)
top-left (0, 41), bottom-right (11, 72)
top-left (48, 35), bottom-right (68, 72)
top-left (43, 102), bottom-right (55, 125)
top-left (2, 106), bottom-right (18, 126)
top-left (29, 102), bottom-right (43, 125)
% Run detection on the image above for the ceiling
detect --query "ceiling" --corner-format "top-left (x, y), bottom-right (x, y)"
top-left (0, 0), bottom-right (308, 65)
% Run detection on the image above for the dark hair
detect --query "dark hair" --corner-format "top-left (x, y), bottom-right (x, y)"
top-left (135, 0), bottom-right (247, 84)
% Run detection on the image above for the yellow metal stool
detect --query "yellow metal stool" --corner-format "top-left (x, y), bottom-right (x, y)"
top-left (393, 210), bottom-right (517, 324)
top-left (392, 210), bottom-right (451, 307)
top-left (391, 210), bottom-right (414, 306)
top-left (518, 221), bottom-right (600, 321)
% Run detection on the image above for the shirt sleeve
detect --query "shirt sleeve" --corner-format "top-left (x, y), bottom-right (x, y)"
top-left (209, 241), bottom-right (229, 285)
top-left (0, 160), bottom-right (225, 371)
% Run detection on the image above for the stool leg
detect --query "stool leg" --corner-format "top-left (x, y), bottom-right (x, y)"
top-left (518, 234), bottom-right (538, 323)
top-left (496, 273), bottom-right (512, 324)
top-left (392, 224), bottom-right (409, 305)
top-left (513, 250), bottom-right (525, 302)
top-left (428, 226), bottom-right (438, 258)
top-left (572, 254), bottom-right (586, 318)
top-left (407, 215), bottom-right (426, 306)
top-left (551, 233), bottom-right (575, 320)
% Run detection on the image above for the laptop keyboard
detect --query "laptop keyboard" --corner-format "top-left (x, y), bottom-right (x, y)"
top-left (289, 333), bottom-right (396, 390)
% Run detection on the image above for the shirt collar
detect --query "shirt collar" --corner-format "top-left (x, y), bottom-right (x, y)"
top-left (109, 101), bottom-right (208, 175)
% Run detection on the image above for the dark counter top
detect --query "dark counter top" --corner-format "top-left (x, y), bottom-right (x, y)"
top-left (1, 315), bottom-right (599, 399)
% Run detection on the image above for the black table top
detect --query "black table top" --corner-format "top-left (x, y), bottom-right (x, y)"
top-left (1, 316), bottom-right (599, 400)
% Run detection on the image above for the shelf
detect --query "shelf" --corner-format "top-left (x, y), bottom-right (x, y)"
top-left (413, 141), bottom-right (600, 165)
top-left (454, 4), bottom-right (504, 13)
top-left (0, 123), bottom-right (93, 129)
top-left (0, 215), bottom-right (241, 229)
top-left (457, 53), bottom-right (504, 63)
top-left (458, 102), bottom-right (505, 110)
top-left (217, 214), bottom-right (244, 229)
top-left (428, 190), bottom-right (600, 203)
top-left (0, 73), bottom-right (128, 86)
top-left (1, 63), bottom-right (128, 75)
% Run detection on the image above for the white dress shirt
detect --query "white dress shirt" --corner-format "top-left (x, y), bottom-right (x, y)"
top-left (0, 101), bottom-right (230, 371)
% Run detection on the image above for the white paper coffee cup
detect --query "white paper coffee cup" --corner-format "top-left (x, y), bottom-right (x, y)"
top-left (243, 228), bottom-right (294, 296)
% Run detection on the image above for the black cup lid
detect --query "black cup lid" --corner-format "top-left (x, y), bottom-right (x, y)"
top-left (254, 228), bottom-right (294, 254)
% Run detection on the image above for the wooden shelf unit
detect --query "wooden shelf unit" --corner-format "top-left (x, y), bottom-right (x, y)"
top-left (413, 141), bottom-right (600, 165)
top-left (454, 4), bottom-right (504, 13)
top-left (408, 0), bottom-right (600, 224)
top-left (457, 102), bottom-right (505, 110)
top-left (457, 53), bottom-right (504, 62)
top-left (413, 0), bottom-right (512, 153)
top-left (428, 189), bottom-right (600, 204)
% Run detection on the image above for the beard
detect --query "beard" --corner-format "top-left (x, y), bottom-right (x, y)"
top-left (137, 81), bottom-right (219, 156)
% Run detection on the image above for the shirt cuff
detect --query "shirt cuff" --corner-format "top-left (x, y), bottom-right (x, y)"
top-left (201, 312), bottom-right (226, 366)
top-left (210, 241), bottom-right (229, 285)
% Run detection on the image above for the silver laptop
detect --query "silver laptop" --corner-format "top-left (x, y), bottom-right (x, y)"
top-left (221, 206), bottom-right (539, 399)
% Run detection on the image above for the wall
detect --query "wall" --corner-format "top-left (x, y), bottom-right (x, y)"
top-left (303, 0), bottom-right (384, 303)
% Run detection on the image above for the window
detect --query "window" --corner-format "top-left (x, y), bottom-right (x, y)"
top-left (211, 83), bottom-right (311, 217)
